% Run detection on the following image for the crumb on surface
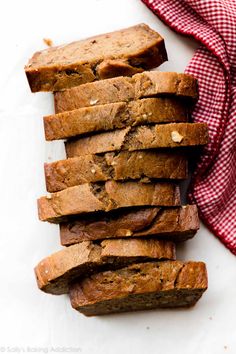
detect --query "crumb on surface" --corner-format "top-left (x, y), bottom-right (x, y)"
top-left (43, 38), bottom-right (53, 47)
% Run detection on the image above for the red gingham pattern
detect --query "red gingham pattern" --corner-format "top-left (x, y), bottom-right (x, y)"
top-left (142, 0), bottom-right (236, 254)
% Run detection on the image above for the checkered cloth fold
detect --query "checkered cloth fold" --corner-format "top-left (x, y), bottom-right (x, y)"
top-left (142, 0), bottom-right (236, 254)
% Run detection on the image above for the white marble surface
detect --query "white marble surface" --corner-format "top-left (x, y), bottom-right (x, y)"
top-left (0, 0), bottom-right (235, 352)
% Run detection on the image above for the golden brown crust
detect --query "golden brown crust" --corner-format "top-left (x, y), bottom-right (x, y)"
top-left (60, 205), bottom-right (199, 245)
top-left (65, 123), bottom-right (208, 157)
top-left (25, 24), bottom-right (167, 92)
top-left (37, 181), bottom-right (180, 223)
top-left (54, 71), bottom-right (198, 113)
top-left (44, 97), bottom-right (188, 141)
top-left (69, 261), bottom-right (208, 316)
top-left (44, 151), bottom-right (188, 192)
top-left (34, 239), bottom-right (176, 295)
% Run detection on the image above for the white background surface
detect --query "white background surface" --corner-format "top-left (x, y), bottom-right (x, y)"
top-left (0, 0), bottom-right (235, 353)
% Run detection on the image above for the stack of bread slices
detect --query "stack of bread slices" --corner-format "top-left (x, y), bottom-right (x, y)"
top-left (25, 24), bottom-right (208, 316)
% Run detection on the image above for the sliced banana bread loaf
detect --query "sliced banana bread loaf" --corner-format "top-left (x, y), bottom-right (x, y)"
top-left (45, 151), bottom-right (187, 192)
top-left (38, 181), bottom-right (180, 223)
top-left (60, 205), bottom-right (199, 246)
top-left (69, 261), bottom-right (208, 316)
top-left (65, 123), bottom-right (208, 157)
top-left (25, 24), bottom-right (167, 92)
top-left (54, 71), bottom-right (198, 113)
top-left (44, 97), bottom-right (188, 141)
top-left (35, 239), bottom-right (176, 295)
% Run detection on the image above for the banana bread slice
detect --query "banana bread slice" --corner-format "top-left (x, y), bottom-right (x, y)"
top-left (60, 205), bottom-right (199, 246)
top-left (35, 239), bottom-right (176, 295)
top-left (37, 181), bottom-right (180, 223)
top-left (25, 24), bottom-right (167, 92)
top-left (54, 71), bottom-right (197, 113)
top-left (45, 151), bottom-right (187, 192)
top-left (65, 123), bottom-right (208, 157)
top-left (69, 261), bottom-right (208, 316)
top-left (44, 97), bottom-right (188, 141)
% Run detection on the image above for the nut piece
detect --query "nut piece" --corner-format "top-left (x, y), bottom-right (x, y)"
top-left (171, 131), bottom-right (184, 143)
top-left (140, 177), bottom-right (150, 183)
top-left (90, 99), bottom-right (99, 105)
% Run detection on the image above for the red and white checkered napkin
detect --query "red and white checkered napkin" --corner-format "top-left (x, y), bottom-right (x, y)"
top-left (142, 0), bottom-right (236, 254)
